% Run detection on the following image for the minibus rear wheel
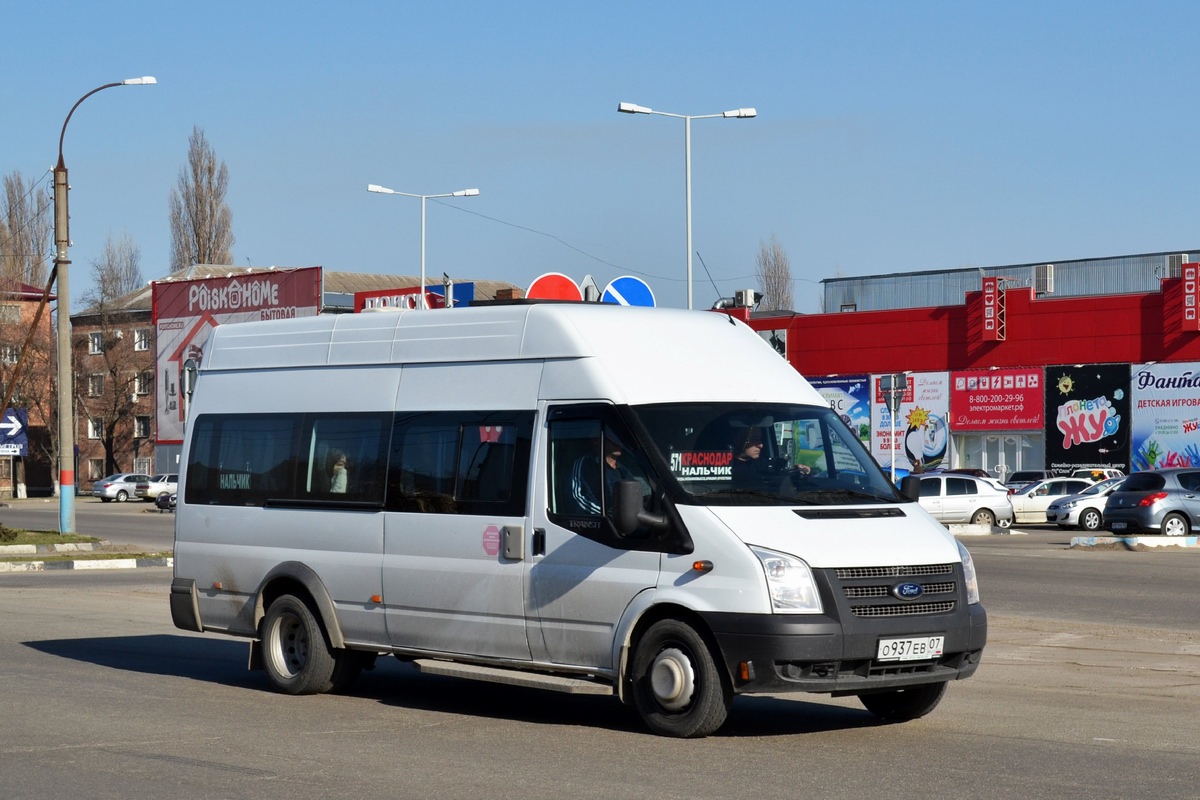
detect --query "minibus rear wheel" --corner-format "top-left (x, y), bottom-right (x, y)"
top-left (630, 619), bottom-right (732, 738)
top-left (262, 594), bottom-right (337, 694)
top-left (858, 682), bottom-right (947, 721)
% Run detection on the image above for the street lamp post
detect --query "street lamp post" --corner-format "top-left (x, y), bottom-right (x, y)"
top-left (367, 184), bottom-right (479, 309)
top-left (54, 77), bottom-right (156, 534)
top-left (617, 102), bottom-right (756, 310)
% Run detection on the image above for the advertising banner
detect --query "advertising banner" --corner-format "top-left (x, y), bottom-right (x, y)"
top-left (980, 276), bottom-right (1005, 341)
top-left (1184, 263), bottom-right (1199, 332)
top-left (353, 282), bottom-right (475, 311)
top-left (153, 267), bottom-right (322, 444)
top-left (808, 375), bottom-right (871, 445)
top-left (870, 372), bottom-right (950, 471)
top-left (1130, 361), bottom-right (1200, 470)
top-left (1044, 363), bottom-right (1131, 473)
top-left (950, 368), bottom-right (1043, 431)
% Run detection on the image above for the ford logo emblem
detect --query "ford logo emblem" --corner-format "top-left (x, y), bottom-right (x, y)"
top-left (892, 582), bottom-right (924, 600)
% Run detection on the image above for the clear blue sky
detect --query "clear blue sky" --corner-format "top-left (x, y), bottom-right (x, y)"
top-left (4, 0), bottom-right (1198, 313)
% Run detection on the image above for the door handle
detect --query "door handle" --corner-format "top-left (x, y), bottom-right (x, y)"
top-left (533, 528), bottom-right (546, 556)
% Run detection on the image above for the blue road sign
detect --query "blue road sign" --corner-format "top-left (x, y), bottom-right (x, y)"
top-left (0, 408), bottom-right (28, 457)
top-left (601, 276), bottom-right (656, 307)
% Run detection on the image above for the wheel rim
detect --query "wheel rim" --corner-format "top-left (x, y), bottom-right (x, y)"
top-left (1164, 517), bottom-right (1187, 536)
top-left (649, 646), bottom-right (696, 711)
top-left (116, 491), bottom-right (127, 502)
top-left (1082, 510), bottom-right (1100, 531)
top-left (973, 510), bottom-right (994, 526)
top-left (268, 610), bottom-right (308, 679)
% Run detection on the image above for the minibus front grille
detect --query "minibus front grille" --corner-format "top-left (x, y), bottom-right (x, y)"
top-left (843, 581), bottom-right (955, 599)
top-left (835, 564), bottom-right (954, 580)
top-left (851, 601), bottom-right (956, 618)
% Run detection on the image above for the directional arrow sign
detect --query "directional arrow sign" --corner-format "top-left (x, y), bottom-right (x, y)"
top-left (0, 408), bottom-right (28, 457)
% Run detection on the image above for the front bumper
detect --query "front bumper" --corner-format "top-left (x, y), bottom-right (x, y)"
top-left (700, 602), bottom-right (987, 695)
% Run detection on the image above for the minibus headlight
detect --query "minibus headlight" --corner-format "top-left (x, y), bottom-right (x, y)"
top-left (750, 546), bottom-right (822, 614)
top-left (957, 540), bottom-right (981, 605)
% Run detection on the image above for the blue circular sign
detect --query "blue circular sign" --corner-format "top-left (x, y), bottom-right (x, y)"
top-left (601, 275), bottom-right (656, 307)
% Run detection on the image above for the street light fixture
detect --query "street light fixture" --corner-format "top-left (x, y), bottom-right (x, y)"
top-left (366, 184), bottom-right (480, 309)
top-left (617, 101), bottom-right (756, 310)
top-left (54, 76), bottom-right (156, 534)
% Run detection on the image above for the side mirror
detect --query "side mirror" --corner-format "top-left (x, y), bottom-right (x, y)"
top-left (900, 475), bottom-right (922, 501)
top-left (613, 479), bottom-right (668, 537)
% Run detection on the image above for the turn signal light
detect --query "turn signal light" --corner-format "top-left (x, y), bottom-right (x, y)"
top-left (692, 560), bottom-right (714, 573)
top-left (370, 595), bottom-right (382, 604)
top-left (1138, 492), bottom-right (1168, 507)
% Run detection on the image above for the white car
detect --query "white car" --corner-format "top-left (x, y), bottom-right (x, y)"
top-left (917, 474), bottom-right (1014, 527)
top-left (1045, 477), bottom-right (1126, 531)
top-left (1009, 477), bottom-right (1096, 524)
top-left (135, 473), bottom-right (178, 502)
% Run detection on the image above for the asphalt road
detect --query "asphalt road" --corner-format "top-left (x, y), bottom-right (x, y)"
top-left (2, 530), bottom-right (1198, 799)
top-left (0, 496), bottom-right (175, 550)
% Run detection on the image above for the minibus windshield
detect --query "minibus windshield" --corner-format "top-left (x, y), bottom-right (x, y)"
top-left (636, 403), bottom-right (902, 506)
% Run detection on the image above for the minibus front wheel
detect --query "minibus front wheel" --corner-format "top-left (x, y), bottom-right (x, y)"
top-left (630, 618), bottom-right (732, 738)
top-left (262, 593), bottom-right (338, 694)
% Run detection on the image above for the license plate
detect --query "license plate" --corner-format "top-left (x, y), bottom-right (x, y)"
top-left (1110, 522), bottom-right (1127, 531)
top-left (877, 635), bottom-right (944, 662)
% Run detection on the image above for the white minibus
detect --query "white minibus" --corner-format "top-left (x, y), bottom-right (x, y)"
top-left (171, 303), bottom-right (986, 737)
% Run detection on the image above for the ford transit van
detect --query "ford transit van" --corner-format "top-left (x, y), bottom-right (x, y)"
top-left (170, 303), bottom-right (986, 737)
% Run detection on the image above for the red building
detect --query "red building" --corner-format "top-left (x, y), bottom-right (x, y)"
top-left (732, 262), bottom-right (1200, 479)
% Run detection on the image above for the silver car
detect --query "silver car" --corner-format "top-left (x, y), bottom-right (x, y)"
top-left (91, 473), bottom-right (153, 503)
top-left (1045, 477), bottom-right (1125, 531)
top-left (1104, 469), bottom-right (1200, 536)
top-left (917, 474), bottom-right (1014, 527)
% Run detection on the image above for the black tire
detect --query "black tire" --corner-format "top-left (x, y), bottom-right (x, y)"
top-left (261, 594), bottom-right (337, 695)
top-left (115, 490), bottom-right (128, 502)
top-left (970, 508), bottom-right (995, 526)
top-left (1080, 508), bottom-right (1102, 532)
top-left (630, 619), bottom-right (731, 738)
top-left (859, 682), bottom-right (947, 721)
top-left (1162, 512), bottom-right (1190, 537)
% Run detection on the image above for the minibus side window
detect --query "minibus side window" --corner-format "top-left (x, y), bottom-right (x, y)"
top-left (386, 410), bottom-right (533, 516)
top-left (547, 416), bottom-right (660, 538)
top-left (186, 414), bottom-right (300, 506)
top-left (304, 415), bottom-right (391, 503)
top-left (185, 412), bottom-right (389, 507)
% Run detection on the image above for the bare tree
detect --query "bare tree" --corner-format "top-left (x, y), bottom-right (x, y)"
top-left (755, 235), bottom-right (794, 312)
top-left (168, 126), bottom-right (235, 269)
top-left (77, 233), bottom-right (146, 475)
top-left (0, 170), bottom-right (52, 286)
top-left (84, 232), bottom-right (144, 304)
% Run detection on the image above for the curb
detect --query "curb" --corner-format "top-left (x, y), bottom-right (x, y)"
top-left (0, 556), bottom-right (173, 573)
top-left (1070, 534), bottom-right (1200, 549)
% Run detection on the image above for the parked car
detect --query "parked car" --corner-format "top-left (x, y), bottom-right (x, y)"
top-left (916, 474), bottom-right (1014, 527)
top-left (1003, 470), bottom-right (1053, 492)
top-left (1009, 477), bottom-right (1096, 524)
top-left (1069, 468), bottom-right (1125, 482)
top-left (91, 473), bottom-right (153, 503)
top-left (1104, 468), bottom-right (1200, 536)
top-left (136, 473), bottom-right (178, 502)
top-left (1045, 476), bottom-right (1126, 531)
top-left (155, 492), bottom-right (176, 511)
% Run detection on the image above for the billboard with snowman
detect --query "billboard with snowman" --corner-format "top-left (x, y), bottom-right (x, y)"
top-left (870, 371), bottom-right (950, 472)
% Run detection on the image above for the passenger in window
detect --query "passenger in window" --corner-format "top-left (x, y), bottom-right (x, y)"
top-left (571, 438), bottom-right (634, 515)
top-left (329, 449), bottom-right (348, 494)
